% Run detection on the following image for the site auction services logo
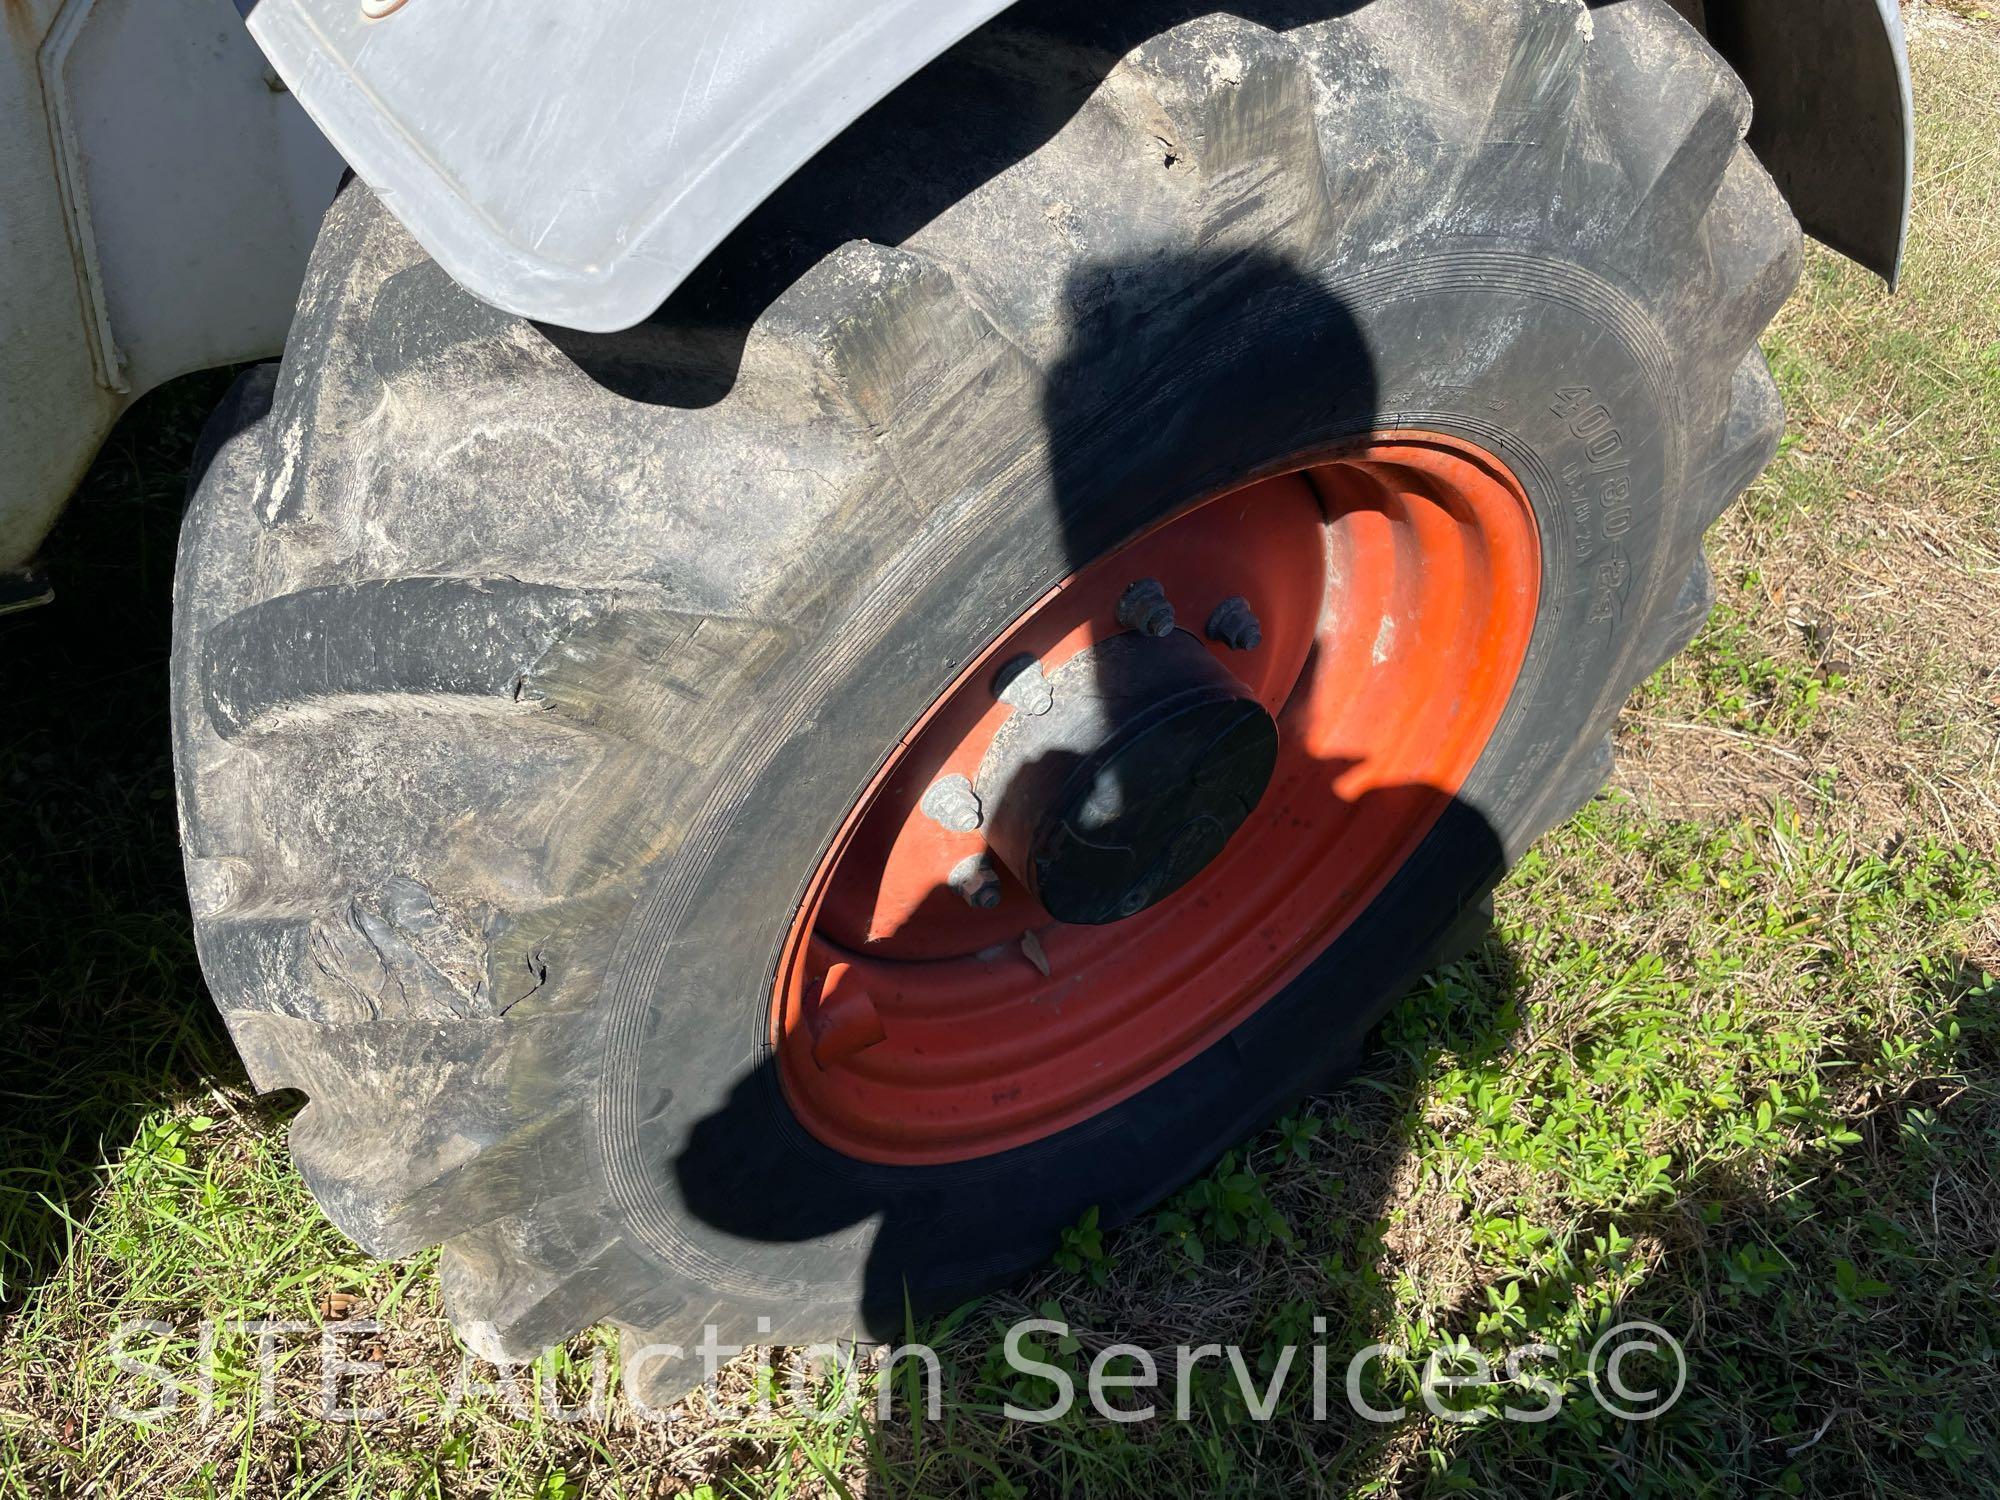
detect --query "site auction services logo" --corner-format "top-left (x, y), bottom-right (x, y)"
top-left (107, 1313), bottom-right (1687, 1428)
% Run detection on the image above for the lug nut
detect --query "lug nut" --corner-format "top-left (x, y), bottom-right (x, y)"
top-left (920, 773), bottom-right (983, 833)
top-left (993, 654), bottom-right (1055, 716)
top-left (1116, 578), bottom-right (1176, 638)
top-left (948, 853), bottom-right (1003, 909)
top-left (1206, 595), bottom-right (1262, 651)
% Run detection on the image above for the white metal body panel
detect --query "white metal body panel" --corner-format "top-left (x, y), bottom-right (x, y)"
top-left (0, 0), bottom-right (343, 569)
top-left (247, 0), bottom-right (1018, 334)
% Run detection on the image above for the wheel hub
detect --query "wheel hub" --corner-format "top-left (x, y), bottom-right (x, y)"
top-left (977, 630), bottom-right (1278, 925)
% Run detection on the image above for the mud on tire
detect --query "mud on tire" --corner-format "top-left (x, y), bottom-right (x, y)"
top-left (174, 0), bottom-right (1800, 1395)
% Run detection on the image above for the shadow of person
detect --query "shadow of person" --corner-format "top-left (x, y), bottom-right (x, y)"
top-left (669, 232), bottom-right (1525, 1381)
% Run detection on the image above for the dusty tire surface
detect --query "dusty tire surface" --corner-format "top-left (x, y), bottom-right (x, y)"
top-left (173, 0), bottom-right (1800, 1388)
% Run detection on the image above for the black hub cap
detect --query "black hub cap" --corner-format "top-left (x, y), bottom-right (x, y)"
top-left (975, 631), bottom-right (1279, 925)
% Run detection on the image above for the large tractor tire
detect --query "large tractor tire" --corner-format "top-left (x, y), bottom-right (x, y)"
top-left (174, 0), bottom-right (1798, 1391)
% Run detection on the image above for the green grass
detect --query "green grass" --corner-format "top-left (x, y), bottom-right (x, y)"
top-left (4, 7), bottom-right (1999, 1496)
top-left (1640, 589), bottom-right (1850, 736)
top-left (844, 809), bottom-right (1999, 1497)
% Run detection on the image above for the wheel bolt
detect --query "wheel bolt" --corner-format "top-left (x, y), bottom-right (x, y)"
top-left (993, 654), bottom-right (1054, 716)
top-left (1206, 595), bottom-right (1261, 651)
top-left (949, 853), bottom-right (1003, 909)
top-left (1116, 578), bottom-right (1176, 638)
top-left (920, 773), bottom-right (983, 832)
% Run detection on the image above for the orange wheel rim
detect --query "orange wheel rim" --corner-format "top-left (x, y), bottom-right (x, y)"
top-left (771, 433), bottom-right (1541, 1164)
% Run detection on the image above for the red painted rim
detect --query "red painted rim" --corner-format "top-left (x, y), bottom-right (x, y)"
top-left (771, 433), bottom-right (1541, 1165)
